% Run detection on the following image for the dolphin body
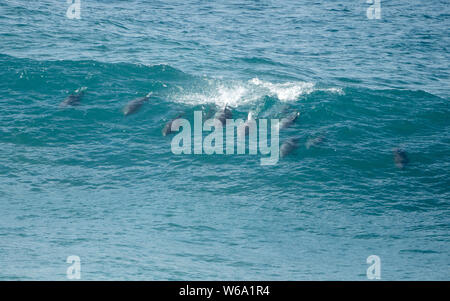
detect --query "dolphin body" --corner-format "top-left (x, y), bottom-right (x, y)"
top-left (162, 114), bottom-right (184, 136)
top-left (202, 104), bottom-right (216, 120)
top-left (123, 92), bottom-right (152, 116)
top-left (214, 105), bottom-right (232, 126)
top-left (279, 111), bottom-right (300, 130)
top-left (393, 148), bottom-right (409, 169)
top-left (280, 137), bottom-right (300, 158)
top-left (60, 87), bottom-right (87, 107)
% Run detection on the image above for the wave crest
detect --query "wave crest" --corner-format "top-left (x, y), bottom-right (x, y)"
top-left (171, 77), bottom-right (342, 107)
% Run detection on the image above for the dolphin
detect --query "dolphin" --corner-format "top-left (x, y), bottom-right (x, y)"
top-left (214, 105), bottom-right (232, 126)
top-left (162, 113), bottom-right (184, 136)
top-left (123, 92), bottom-right (152, 116)
top-left (393, 148), bottom-right (409, 169)
top-left (202, 104), bottom-right (216, 120)
top-left (279, 111), bottom-right (300, 130)
top-left (60, 87), bottom-right (87, 107)
top-left (280, 137), bottom-right (300, 158)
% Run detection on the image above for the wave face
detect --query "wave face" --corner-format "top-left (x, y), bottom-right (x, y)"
top-left (0, 0), bottom-right (449, 280)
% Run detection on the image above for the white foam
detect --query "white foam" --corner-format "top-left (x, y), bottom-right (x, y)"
top-left (249, 78), bottom-right (315, 101)
top-left (171, 77), bottom-right (341, 107)
top-left (318, 87), bottom-right (345, 95)
top-left (172, 81), bottom-right (259, 107)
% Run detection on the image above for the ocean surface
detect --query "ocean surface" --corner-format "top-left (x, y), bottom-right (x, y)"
top-left (0, 0), bottom-right (449, 280)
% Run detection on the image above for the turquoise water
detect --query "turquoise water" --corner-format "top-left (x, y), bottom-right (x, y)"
top-left (0, 0), bottom-right (449, 280)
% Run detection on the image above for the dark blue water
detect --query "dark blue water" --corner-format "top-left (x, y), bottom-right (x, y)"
top-left (0, 0), bottom-right (449, 280)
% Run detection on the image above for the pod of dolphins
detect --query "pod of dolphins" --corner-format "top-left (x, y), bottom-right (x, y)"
top-left (60, 87), bottom-right (410, 168)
